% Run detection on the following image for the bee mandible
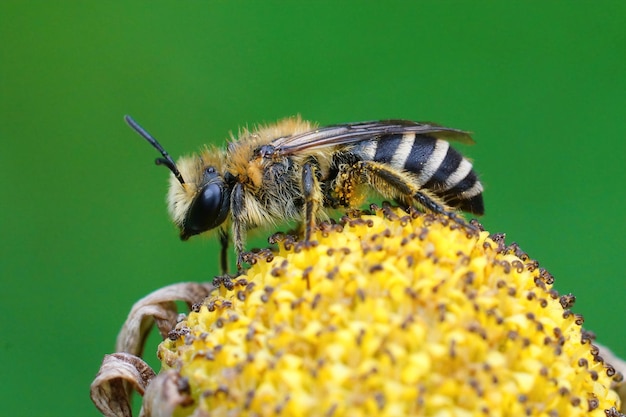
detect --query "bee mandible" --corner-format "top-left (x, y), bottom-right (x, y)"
top-left (125, 115), bottom-right (484, 273)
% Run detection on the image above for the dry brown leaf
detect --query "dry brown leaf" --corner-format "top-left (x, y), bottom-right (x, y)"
top-left (92, 282), bottom-right (215, 417)
top-left (91, 353), bottom-right (156, 417)
top-left (116, 282), bottom-right (214, 355)
top-left (139, 370), bottom-right (194, 417)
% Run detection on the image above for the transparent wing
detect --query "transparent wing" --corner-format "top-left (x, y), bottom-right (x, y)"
top-left (272, 120), bottom-right (474, 155)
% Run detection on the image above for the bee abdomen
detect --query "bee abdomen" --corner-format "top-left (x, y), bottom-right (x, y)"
top-left (354, 133), bottom-right (484, 215)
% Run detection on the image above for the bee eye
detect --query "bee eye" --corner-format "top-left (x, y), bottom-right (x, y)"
top-left (202, 166), bottom-right (219, 183)
top-left (181, 181), bottom-right (231, 240)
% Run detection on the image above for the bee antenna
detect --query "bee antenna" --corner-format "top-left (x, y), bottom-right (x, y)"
top-left (124, 115), bottom-right (186, 185)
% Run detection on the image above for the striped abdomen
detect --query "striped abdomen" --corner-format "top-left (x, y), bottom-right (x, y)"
top-left (353, 133), bottom-right (484, 215)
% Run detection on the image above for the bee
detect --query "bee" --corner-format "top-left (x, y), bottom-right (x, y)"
top-left (125, 115), bottom-right (484, 273)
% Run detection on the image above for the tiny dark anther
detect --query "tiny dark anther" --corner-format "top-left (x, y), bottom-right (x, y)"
top-left (302, 266), bottom-right (313, 290)
top-left (374, 392), bottom-right (385, 410)
top-left (603, 407), bottom-right (624, 417)
top-left (213, 274), bottom-right (235, 291)
top-left (326, 266), bottom-right (339, 280)
top-left (463, 271), bottom-right (475, 284)
top-left (311, 293), bottom-right (322, 309)
top-left (177, 377), bottom-right (191, 395)
top-left (268, 232), bottom-right (286, 244)
top-left (469, 218), bottom-right (484, 231)
top-left (356, 328), bottom-right (366, 346)
top-left (244, 390), bottom-right (255, 410)
top-left (589, 344), bottom-right (600, 357)
top-left (539, 268), bottom-right (555, 285)
top-left (489, 233), bottom-right (506, 253)
top-left (587, 398), bottom-right (599, 411)
top-left (605, 365), bottom-right (616, 377)
top-left (525, 259), bottom-right (539, 272)
top-left (574, 314), bottom-right (584, 326)
top-left (511, 260), bottom-right (524, 272)
top-left (168, 327), bottom-right (190, 341)
top-left (559, 293), bottom-right (576, 309)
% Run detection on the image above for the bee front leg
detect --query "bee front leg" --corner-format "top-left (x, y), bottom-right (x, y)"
top-left (213, 228), bottom-right (235, 292)
top-left (301, 158), bottom-right (323, 242)
top-left (218, 228), bottom-right (229, 275)
top-left (230, 183), bottom-right (247, 273)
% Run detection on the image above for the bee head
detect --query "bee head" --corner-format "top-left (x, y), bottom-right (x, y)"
top-left (125, 115), bottom-right (231, 239)
top-left (178, 164), bottom-right (231, 240)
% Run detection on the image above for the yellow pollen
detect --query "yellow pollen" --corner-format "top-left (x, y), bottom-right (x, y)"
top-left (154, 207), bottom-right (622, 417)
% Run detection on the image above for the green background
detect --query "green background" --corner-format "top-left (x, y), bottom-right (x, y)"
top-left (1, 2), bottom-right (624, 416)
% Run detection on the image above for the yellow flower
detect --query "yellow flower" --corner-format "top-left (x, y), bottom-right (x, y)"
top-left (148, 206), bottom-right (623, 417)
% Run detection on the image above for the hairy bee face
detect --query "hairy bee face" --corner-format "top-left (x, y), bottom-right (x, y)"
top-left (163, 153), bottom-right (231, 240)
top-left (180, 166), bottom-right (231, 240)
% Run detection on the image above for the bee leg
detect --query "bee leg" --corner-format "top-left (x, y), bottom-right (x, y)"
top-left (412, 191), bottom-right (470, 228)
top-left (218, 228), bottom-right (229, 275)
top-left (358, 161), bottom-right (475, 231)
top-left (214, 229), bottom-right (235, 291)
top-left (230, 183), bottom-right (247, 273)
top-left (301, 159), bottom-right (323, 242)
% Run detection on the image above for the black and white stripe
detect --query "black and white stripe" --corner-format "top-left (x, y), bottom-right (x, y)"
top-left (417, 139), bottom-right (483, 215)
top-left (354, 133), bottom-right (484, 215)
top-left (417, 140), bottom-right (452, 186)
top-left (373, 133), bottom-right (404, 163)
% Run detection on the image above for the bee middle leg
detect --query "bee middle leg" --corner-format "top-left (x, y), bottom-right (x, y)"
top-left (357, 161), bottom-right (473, 230)
top-left (301, 158), bottom-right (323, 242)
top-left (230, 182), bottom-right (247, 272)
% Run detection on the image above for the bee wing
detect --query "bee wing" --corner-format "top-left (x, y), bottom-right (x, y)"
top-left (272, 120), bottom-right (474, 155)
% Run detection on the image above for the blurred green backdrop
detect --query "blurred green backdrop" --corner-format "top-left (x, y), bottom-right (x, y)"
top-left (1, 2), bottom-right (624, 416)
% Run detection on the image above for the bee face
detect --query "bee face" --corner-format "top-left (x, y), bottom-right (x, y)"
top-left (126, 115), bottom-right (484, 274)
top-left (123, 115), bottom-right (232, 240)
top-left (163, 152), bottom-right (232, 240)
top-left (178, 165), bottom-right (231, 240)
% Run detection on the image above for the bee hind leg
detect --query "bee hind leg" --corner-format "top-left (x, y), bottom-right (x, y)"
top-left (412, 190), bottom-right (474, 230)
top-left (358, 161), bottom-right (476, 232)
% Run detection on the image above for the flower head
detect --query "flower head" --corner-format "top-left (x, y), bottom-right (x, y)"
top-left (149, 206), bottom-right (623, 416)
